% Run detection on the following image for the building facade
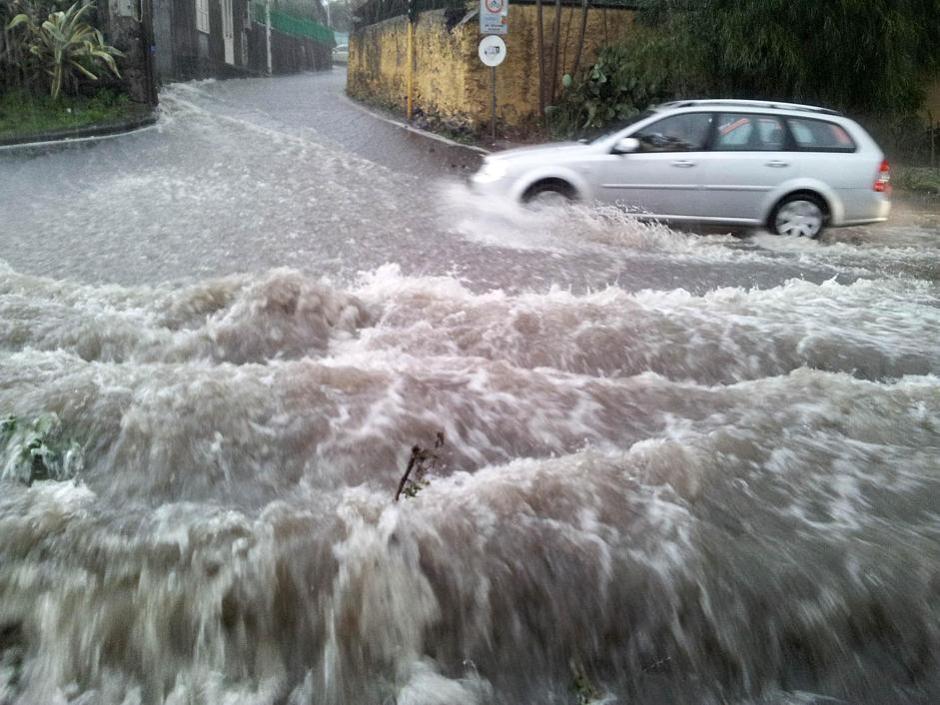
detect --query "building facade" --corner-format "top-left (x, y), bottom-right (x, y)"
top-left (151, 0), bottom-right (333, 83)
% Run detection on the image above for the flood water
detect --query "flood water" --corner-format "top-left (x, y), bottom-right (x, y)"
top-left (1, 73), bottom-right (939, 705)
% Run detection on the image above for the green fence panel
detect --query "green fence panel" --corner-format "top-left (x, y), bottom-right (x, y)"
top-left (251, 4), bottom-right (334, 45)
top-left (352, 0), bottom-right (637, 30)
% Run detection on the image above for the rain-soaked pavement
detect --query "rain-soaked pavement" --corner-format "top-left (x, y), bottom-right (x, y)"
top-left (1, 69), bottom-right (940, 705)
top-left (3, 69), bottom-right (938, 290)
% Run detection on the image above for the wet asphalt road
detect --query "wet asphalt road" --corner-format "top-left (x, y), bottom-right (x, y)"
top-left (1, 68), bottom-right (937, 293)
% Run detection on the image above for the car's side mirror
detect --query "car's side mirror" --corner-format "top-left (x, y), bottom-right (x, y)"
top-left (612, 137), bottom-right (640, 155)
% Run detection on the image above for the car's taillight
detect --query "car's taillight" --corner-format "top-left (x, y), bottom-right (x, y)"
top-left (874, 159), bottom-right (891, 193)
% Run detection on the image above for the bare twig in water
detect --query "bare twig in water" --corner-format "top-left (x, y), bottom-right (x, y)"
top-left (394, 445), bottom-right (421, 501)
top-left (641, 655), bottom-right (672, 673)
top-left (395, 431), bottom-right (445, 501)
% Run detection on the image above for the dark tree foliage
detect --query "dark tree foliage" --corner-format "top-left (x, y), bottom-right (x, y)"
top-left (550, 0), bottom-right (940, 137)
top-left (637, 0), bottom-right (940, 115)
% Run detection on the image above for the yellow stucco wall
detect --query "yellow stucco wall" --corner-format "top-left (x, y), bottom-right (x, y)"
top-left (348, 6), bottom-right (634, 130)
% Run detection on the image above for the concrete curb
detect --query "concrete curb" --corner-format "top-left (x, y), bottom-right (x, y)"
top-left (0, 111), bottom-right (159, 154)
top-left (341, 94), bottom-right (492, 155)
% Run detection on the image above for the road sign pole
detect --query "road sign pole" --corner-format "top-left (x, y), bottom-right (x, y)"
top-left (491, 66), bottom-right (497, 140)
top-left (478, 34), bottom-right (506, 141)
top-left (479, 0), bottom-right (507, 141)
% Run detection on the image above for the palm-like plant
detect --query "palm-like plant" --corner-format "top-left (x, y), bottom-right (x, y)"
top-left (7, 1), bottom-right (123, 99)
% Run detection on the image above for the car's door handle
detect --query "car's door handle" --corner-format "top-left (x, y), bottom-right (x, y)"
top-left (765, 160), bottom-right (790, 168)
top-left (671, 160), bottom-right (696, 168)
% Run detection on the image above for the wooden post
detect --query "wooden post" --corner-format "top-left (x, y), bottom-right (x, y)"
top-left (536, 0), bottom-right (545, 117)
top-left (548, 0), bottom-right (562, 104)
top-left (406, 19), bottom-right (414, 121)
top-left (570, 0), bottom-right (588, 81)
top-left (930, 110), bottom-right (936, 169)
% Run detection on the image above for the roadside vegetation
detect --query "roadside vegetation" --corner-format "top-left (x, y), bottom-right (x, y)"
top-left (893, 166), bottom-right (940, 195)
top-left (548, 0), bottom-right (940, 166)
top-left (0, 0), bottom-right (137, 141)
top-left (0, 87), bottom-right (140, 139)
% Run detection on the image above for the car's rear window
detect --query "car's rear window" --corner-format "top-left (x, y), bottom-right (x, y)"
top-left (714, 113), bottom-right (786, 151)
top-left (787, 118), bottom-right (856, 152)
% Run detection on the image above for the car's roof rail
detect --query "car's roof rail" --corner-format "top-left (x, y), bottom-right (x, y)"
top-left (659, 99), bottom-right (842, 116)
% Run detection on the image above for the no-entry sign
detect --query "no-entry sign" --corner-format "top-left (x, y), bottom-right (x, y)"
top-left (480, 0), bottom-right (508, 35)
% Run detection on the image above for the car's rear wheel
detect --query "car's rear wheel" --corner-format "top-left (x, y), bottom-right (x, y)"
top-left (771, 194), bottom-right (827, 238)
top-left (522, 180), bottom-right (576, 208)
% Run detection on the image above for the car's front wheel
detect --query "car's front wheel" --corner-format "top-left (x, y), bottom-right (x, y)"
top-left (522, 180), bottom-right (577, 208)
top-left (771, 194), bottom-right (827, 238)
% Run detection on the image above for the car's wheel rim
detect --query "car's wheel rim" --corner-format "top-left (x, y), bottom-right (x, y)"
top-left (775, 200), bottom-right (823, 237)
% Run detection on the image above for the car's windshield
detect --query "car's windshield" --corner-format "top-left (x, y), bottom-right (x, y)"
top-left (589, 109), bottom-right (657, 143)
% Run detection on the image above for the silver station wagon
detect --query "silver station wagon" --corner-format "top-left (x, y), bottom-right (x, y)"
top-left (471, 100), bottom-right (892, 237)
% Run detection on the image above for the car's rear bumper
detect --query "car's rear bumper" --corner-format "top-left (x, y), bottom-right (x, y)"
top-left (839, 215), bottom-right (890, 226)
top-left (835, 190), bottom-right (891, 226)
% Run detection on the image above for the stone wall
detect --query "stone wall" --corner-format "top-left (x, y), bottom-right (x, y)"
top-left (348, 5), bottom-right (634, 131)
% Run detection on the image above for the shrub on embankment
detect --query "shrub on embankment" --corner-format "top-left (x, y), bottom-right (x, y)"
top-left (548, 0), bottom-right (940, 164)
top-left (0, 0), bottom-right (142, 140)
top-left (3, 0), bottom-right (123, 99)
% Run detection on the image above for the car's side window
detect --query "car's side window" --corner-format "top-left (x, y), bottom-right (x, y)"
top-left (787, 118), bottom-right (857, 152)
top-left (633, 113), bottom-right (712, 153)
top-left (714, 113), bottom-right (786, 151)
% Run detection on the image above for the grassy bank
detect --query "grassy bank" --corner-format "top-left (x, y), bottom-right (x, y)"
top-left (0, 89), bottom-right (148, 141)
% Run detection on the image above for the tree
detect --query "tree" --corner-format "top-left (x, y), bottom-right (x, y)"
top-left (536, 0), bottom-right (545, 116)
top-left (637, 0), bottom-right (940, 115)
top-left (325, 0), bottom-right (352, 31)
top-left (569, 0), bottom-right (589, 82)
top-left (549, 0), bottom-right (940, 141)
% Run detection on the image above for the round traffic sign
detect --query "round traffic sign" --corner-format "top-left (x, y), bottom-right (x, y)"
top-left (484, 0), bottom-right (504, 12)
top-left (478, 35), bottom-right (507, 67)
